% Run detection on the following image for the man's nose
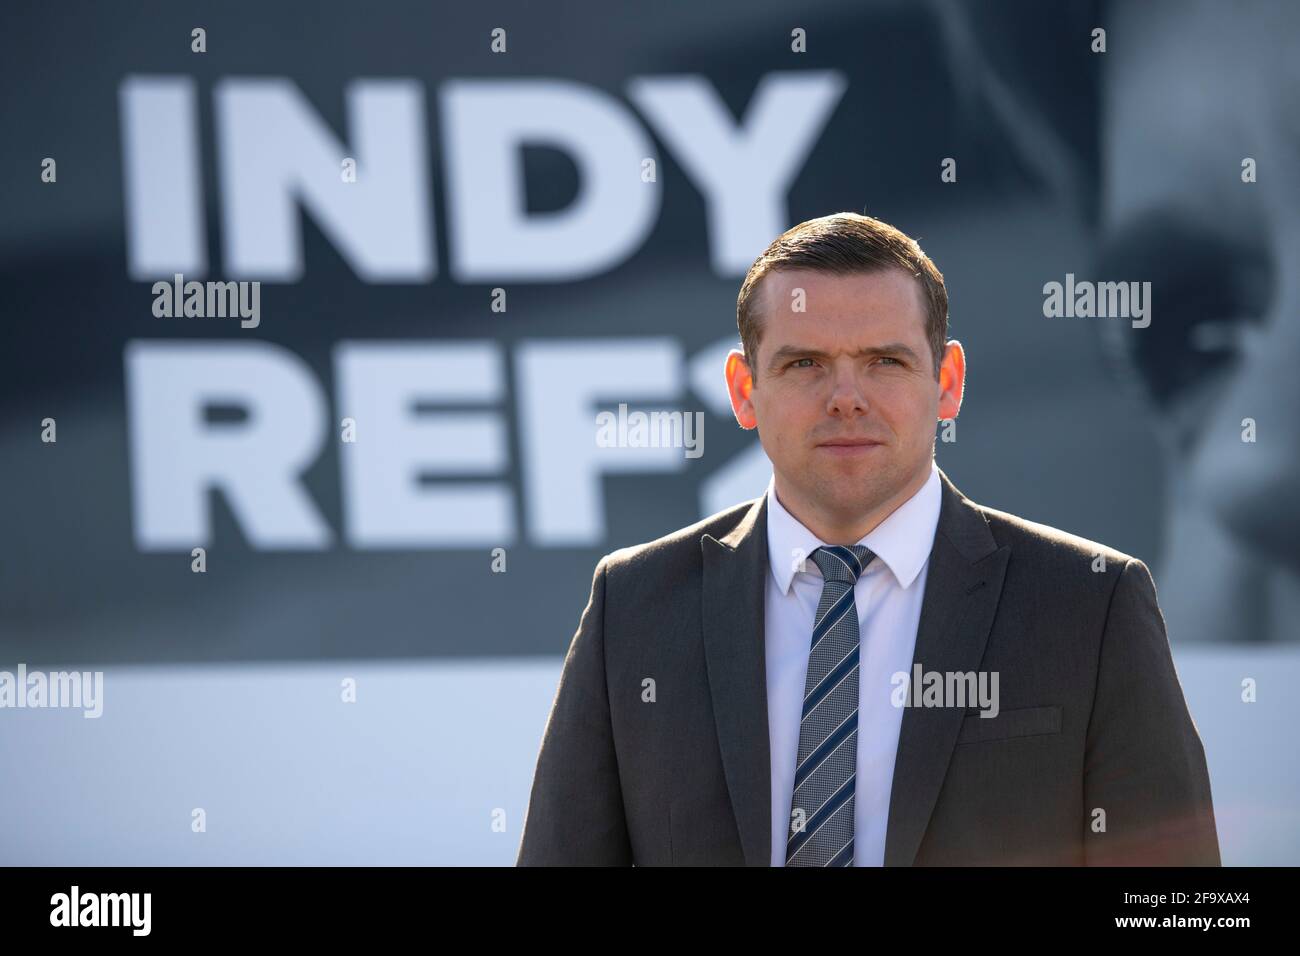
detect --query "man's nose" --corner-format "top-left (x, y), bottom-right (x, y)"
top-left (825, 367), bottom-right (869, 415)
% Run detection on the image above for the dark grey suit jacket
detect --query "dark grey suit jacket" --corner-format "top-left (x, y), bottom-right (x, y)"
top-left (516, 465), bottom-right (1220, 865)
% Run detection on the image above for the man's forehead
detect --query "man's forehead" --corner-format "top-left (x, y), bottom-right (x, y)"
top-left (757, 268), bottom-right (927, 335)
top-left (760, 266), bottom-right (914, 294)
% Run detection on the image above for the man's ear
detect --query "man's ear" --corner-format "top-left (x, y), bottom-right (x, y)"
top-left (937, 339), bottom-right (965, 421)
top-left (726, 349), bottom-right (757, 429)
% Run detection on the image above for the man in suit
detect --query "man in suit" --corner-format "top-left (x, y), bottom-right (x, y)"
top-left (517, 212), bottom-right (1220, 866)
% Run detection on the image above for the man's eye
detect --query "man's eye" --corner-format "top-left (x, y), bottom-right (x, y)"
top-left (790, 358), bottom-right (817, 368)
top-left (879, 356), bottom-right (902, 366)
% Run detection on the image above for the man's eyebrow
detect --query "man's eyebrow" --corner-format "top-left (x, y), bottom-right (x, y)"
top-left (767, 342), bottom-right (921, 368)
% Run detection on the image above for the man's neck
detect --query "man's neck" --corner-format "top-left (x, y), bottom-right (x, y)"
top-left (774, 463), bottom-right (931, 546)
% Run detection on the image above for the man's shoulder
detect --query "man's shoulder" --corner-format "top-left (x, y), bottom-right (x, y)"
top-left (592, 480), bottom-right (1149, 587)
top-left (966, 495), bottom-right (1142, 573)
top-left (600, 495), bottom-right (761, 577)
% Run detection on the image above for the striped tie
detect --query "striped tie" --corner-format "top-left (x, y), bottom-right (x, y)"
top-left (785, 543), bottom-right (874, 867)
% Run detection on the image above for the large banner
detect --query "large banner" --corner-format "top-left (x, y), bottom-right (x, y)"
top-left (6, 0), bottom-right (1293, 669)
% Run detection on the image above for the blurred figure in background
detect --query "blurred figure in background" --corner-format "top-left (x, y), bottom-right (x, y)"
top-left (1098, 0), bottom-right (1300, 643)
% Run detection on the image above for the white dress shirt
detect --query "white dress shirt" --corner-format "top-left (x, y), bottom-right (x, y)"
top-left (766, 458), bottom-right (942, 866)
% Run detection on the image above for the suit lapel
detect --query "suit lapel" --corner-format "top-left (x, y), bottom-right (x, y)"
top-left (882, 465), bottom-right (1010, 865)
top-left (699, 464), bottom-right (1010, 868)
top-left (701, 494), bottom-right (772, 867)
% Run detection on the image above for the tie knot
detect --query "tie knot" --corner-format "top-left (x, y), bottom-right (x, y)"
top-left (810, 544), bottom-right (874, 585)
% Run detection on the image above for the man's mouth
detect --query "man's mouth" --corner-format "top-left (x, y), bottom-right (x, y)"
top-left (816, 438), bottom-right (883, 456)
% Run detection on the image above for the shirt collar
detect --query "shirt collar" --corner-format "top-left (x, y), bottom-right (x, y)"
top-left (766, 458), bottom-right (941, 595)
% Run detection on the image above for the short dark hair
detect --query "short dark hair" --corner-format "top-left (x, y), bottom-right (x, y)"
top-left (736, 212), bottom-right (949, 381)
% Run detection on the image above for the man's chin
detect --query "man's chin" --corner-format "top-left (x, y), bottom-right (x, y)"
top-left (808, 465), bottom-right (889, 500)
top-left (817, 453), bottom-right (890, 480)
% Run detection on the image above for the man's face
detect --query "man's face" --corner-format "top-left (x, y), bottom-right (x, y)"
top-left (727, 267), bottom-right (959, 528)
